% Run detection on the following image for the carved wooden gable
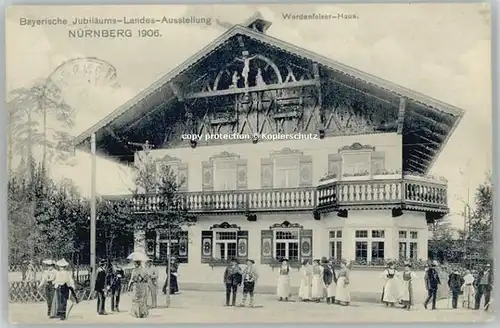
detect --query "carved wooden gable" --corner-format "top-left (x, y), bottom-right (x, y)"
top-left (202, 151), bottom-right (248, 191)
top-left (155, 154), bottom-right (189, 191)
top-left (261, 148), bottom-right (312, 188)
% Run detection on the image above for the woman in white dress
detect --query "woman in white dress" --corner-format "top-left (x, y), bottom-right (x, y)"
top-left (325, 258), bottom-right (337, 304)
top-left (381, 262), bottom-right (399, 307)
top-left (276, 259), bottom-right (291, 301)
top-left (461, 269), bottom-right (475, 308)
top-left (399, 262), bottom-right (417, 310)
top-left (335, 259), bottom-right (351, 306)
top-left (298, 260), bottom-right (312, 301)
top-left (311, 259), bottom-right (325, 302)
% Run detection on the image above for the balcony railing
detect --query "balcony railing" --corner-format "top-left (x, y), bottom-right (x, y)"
top-left (316, 175), bottom-right (448, 212)
top-left (111, 175), bottom-right (448, 214)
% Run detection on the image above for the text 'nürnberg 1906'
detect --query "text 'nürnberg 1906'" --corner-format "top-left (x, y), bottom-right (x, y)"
top-left (181, 133), bottom-right (319, 142)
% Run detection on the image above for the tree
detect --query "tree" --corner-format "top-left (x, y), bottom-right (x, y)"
top-left (131, 150), bottom-right (195, 307)
top-left (428, 219), bottom-right (461, 262)
top-left (467, 173), bottom-right (493, 262)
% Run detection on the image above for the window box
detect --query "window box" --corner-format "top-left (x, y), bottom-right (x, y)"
top-left (318, 173), bottom-right (338, 186)
top-left (373, 174), bottom-right (401, 180)
top-left (342, 172), bottom-right (370, 181)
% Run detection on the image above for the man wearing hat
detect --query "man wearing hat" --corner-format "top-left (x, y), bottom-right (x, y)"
top-left (110, 262), bottom-right (124, 312)
top-left (448, 268), bottom-right (465, 309)
top-left (223, 258), bottom-right (242, 306)
top-left (38, 259), bottom-right (57, 318)
top-left (423, 260), bottom-right (441, 310)
top-left (240, 259), bottom-right (258, 307)
top-left (94, 259), bottom-right (109, 315)
top-left (474, 263), bottom-right (493, 310)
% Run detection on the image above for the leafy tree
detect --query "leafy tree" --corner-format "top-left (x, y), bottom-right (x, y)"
top-left (466, 173), bottom-right (493, 262)
top-left (130, 150), bottom-right (196, 306)
top-left (428, 219), bottom-right (461, 262)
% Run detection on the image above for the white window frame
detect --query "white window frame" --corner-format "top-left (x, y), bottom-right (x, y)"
top-left (273, 156), bottom-right (300, 188)
top-left (398, 229), bottom-right (419, 260)
top-left (213, 160), bottom-right (237, 191)
top-left (329, 230), bottom-right (343, 260)
top-left (212, 229), bottom-right (238, 260)
top-left (273, 228), bottom-right (300, 262)
top-left (354, 229), bottom-right (386, 263)
top-left (341, 151), bottom-right (372, 176)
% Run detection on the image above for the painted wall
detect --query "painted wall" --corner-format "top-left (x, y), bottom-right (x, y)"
top-left (137, 132), bottom-right (402, 191)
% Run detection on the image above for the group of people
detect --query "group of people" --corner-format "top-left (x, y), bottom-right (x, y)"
top-left (38, 256), bottom-right (181, 320)
top-left (38, 259), bottom-right (78, 321)
top-left (381, 260), bottom-right (493, 311)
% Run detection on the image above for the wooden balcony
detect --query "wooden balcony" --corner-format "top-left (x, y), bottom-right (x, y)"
top-left (111, 175), bottom-right (448, 215)
top-left (316, 175), bottom-right (448, 214)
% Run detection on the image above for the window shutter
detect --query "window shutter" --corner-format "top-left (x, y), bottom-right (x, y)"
top-left (202, 161), bottom-right (213, 191)
top-left (371, 151), bottom-right (385, 174)
top-left (299, 155), bottom-right (313, 187)
top-left (260, 230), bottom-right (274, 264)
top-left (261, 158), bottom-right (274, 189)
top-left (145, 230), bottom-right (157, 258)
top-left (237, 230), bottom-right (249, 262)
top-left (300, 229), bottom-right (313, 263)
top-left (236, 159), bottom-right (248, 189)
top-left (178, 163), bottom-right (188, 191)
top-left (178, 231), bottom-right (189, 263)
top-left (328, 154), bottom-right (342, 178)
top-left (201, 230), bottom-right (213, 263)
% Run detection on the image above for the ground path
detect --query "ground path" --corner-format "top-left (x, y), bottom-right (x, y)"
top-left (9, 291), bottom-right (493, 324)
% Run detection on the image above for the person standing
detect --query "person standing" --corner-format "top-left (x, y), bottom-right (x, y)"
top-left (311, 259), bottom-right (325, 302)
top-left (38, 259), bottom-right (57, 318)
top-left (474, 263), bottom-right (493, 310)
top-left (163, 257), bottom-right (180, 295)
top-left (462, 269), bottom-right (475, 308)
top-left (53, 259), bottom-right (75, 320)
top-left (94, 259), bottom-right (109, 315)
top-left (323, 257), bottom-right (336, 304)
top-left (128, 260), bottom-right (149, 318)
top-left (110, 263), bottom-right (124, 312)
top-left (277, 258), bottom-right (291, 301)
top-left (298, 260), bottom-right (312, 302)
top-left (448, 269), bottom-right (464, 309)
top-left (400, 262), bottom-right (417, 310)
top-left (26, 260), bottom-right (36, 282)
top-left (240, 259), bottom-right (258, 307)
top-left (335, 259), bottom-right (351, 306)
top-left (381, 262), bottom-right (399, 307)
top-left (223, 258), bottom-right (242, 306)
top-left (145, 260), bottom-right (158, 308)
top-left (423, 260), bottom-right (441, 310)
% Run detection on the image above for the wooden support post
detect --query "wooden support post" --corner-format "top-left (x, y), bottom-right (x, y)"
top-left (90, 133), bottom-right (97, 292)
top-left (397, 97), bottom-right (406, 134)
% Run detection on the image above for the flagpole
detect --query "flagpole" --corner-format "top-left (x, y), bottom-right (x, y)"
top-left (90, 133), bottom-right (97, 292)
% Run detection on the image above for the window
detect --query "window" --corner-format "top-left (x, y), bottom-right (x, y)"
top-left (329, 230), bottom-right (343, 261)
top-left (158, 231), bottom-right (189, 263)
top-left (342, 153), bottom-right (371, 175)
top-left (355, 229), bottom-right (385, 263)
top-left (274, 230), bottom-right (299, 261)
top-left (399, 230), bottom-right (418, 260)
top-left (214, 231), bottom-right (238, 260)
top-left (355, 242), bottom-right (368, 262)
top-left (274, 157), bottom-right (299, 188)
top-left (214, 161), bottom-right (237, 191)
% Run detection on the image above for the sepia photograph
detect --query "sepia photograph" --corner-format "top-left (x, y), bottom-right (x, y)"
top-left (5, 2), bottom-right (494, 324)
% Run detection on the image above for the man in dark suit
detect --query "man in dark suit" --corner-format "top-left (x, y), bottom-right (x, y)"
top-left (448, 270), bottom-right (464, 309)
top-left (424, 261), bottom-right (441, 310)
top-left (110, 263), bottom-right (124, 312)
top-left (475, 263), bottom-right (493, 310)
top-left (94, 259), bottom-right (109, 315)
top-left (223, 258), bottom-right (242, 306)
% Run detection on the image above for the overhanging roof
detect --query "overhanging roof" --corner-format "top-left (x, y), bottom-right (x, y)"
top-left (74, 23), bottom-right (465, 173)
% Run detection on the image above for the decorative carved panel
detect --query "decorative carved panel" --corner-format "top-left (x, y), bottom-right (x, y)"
top-left (210, 222), bottom-right (240, 230)
top-left (236, 159), bottom-right (248, 189)
top-left (338, 142), bottom-right (376, 153)
top-left (261, 158), bottom-right (273, 189)
top-left (299, 155), bottom-right (313, 187)
top-left (202, 161), bottom-right (213, 191)
top-left (269, 221), bottom-right (304, 229)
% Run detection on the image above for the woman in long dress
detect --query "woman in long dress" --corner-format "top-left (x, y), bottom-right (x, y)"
top-left (325, 258), bottom-right (337, 304)
top-left (381, 262), bottom-right (399, 307)
top-left (128, 261), bottom-right (149, 318)
top-left (145, 261), bottom-right (158, 308)
top-left (461, 269), bottom-right (475, 308)
top-left (335, 259), bottom-right (351, 306)
top-left (277, 259), bottom-right (291, 301)
top-left (51, 259), bottom-right (75, 320)
top-left (298, 260), bottom-right (312, 301)
top-left (399, 262), bottom-right (417, 310)
top-left (311, 259), bottom-right (325, 302)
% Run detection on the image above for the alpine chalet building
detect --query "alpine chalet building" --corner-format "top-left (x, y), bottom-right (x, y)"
top-left (74, 15), bottom-right (463, 287)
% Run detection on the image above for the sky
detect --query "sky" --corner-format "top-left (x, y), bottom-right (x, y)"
top-left (5, 3), bottom-right (492, 229)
